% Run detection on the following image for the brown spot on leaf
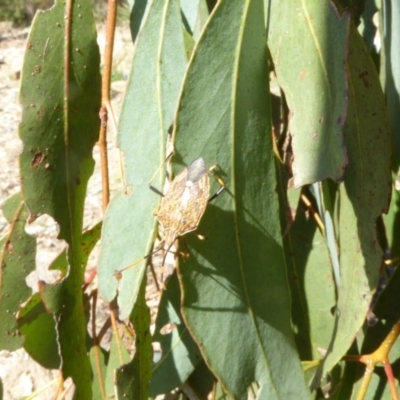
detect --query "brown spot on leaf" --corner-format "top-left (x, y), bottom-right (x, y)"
top-left (359, 70), bottom-right (370, 88)
top-left (36, 106), bottom-right (45, 118)
top-left (5, 240), bottom-right (13, 254)
top-left (32, 152), bottom-right (45, 167)
top-left (114, 271), bottom-right (122, 280)
top-left (336, 115), bottom-right (345, 125)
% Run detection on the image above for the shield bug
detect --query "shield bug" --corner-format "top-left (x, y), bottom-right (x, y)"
top-left (115, 157), bottom-right (225, 289)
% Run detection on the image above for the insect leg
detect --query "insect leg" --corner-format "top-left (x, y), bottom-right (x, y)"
top-left (160, 241), bottom-right (176, 290)
top-left (148, 152), bottom-right (174, 197)
top-left (148, 258), bottom-right (161, 293)
top-left (208, 165), bottom-right (226, 203)
top-left (114, 240), bottom-right (165, 293)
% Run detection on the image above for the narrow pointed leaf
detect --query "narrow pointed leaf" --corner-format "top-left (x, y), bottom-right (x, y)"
top-left (276, 168), bottom-right (335, 362)
top-left (98, 0), bottom-right (187, 319)
top-left (382, 0), bottom-right (400, 257)
top-left (104, 334), bottom-right (131, 398)
top-left (90, 345), bottom-right (108, 400)
top-left (383, 178), bottom-right (400, 259)
top-left (18, 0), bottom-right (101, 396)
top-left (173, 0), bottom-right (310, 398)
top-left (381, 0), bottom-right (400, 162)
top-left (314, 25), bottom-right (391, 382)
top-left (150, 273), bottom-right (201, 396)
top-left (267, 0), bottom-right (350, 186)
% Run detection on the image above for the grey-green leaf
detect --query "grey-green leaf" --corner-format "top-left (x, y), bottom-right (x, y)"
top-left (115, 277), bottom-right (152, 400)
top-left (98, 0), bottom-right (187, 319)
top-left (173, 0), bottom-right (310, 398)
top-left (381, 0), bottom-right (400, 161)
top-left (267, 0), bottom-right (350, 186)
top-left (314, 24), bottom-right (391, 382)
top-left (150, 273), bottom-right (201, 396)
top-left (18, 0), bottom-right (101, 396)
top-left (0, 194), bottom-right (36, 351)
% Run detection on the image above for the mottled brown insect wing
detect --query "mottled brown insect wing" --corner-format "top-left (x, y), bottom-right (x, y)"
top-left (156, 158), bottom-right (210, 248)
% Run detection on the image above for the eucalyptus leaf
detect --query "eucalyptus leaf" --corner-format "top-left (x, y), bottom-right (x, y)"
top-left (0, 194), bottom-right (35, 351)
top-left (98, 0), bottom-right (187, 319)
top-left (19, 0), bottom-right (101, 396)
top-left (173, 0), bottom-right (310, 397)
top-left (267, 0), bottom-right (350, 186)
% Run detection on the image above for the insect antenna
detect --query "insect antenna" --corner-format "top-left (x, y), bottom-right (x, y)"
top-left (208, 165), bottom-right (226, 202)
top-left (114, 241), bottom-right (166, 292)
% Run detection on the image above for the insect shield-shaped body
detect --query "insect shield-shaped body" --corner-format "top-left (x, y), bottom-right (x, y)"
top-left (156, 157), bottom-right (210, 252)
top-left (113, 157), bottom-right (224, 289)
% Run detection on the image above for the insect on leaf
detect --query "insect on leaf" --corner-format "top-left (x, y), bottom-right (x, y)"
top-left (156, 157), bottom-right (210, 250)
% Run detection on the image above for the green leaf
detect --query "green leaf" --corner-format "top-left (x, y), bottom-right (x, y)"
top-left (381, 0), bottom-right (400, 162)
top-left (150, 273), bottom-right (201, 396)
top-left (383, 178), bottom-right (400, 260)
top-left (18, 293), bottom-right (60, 369)
top-left (181, 0), bottom-right (209, 40)
top-left (314, 24), bottom-right (391, 382)
top-left (0, 193), bottom-right (36, 351)
top-left (173, 0), bottom-right (310, 398)
top-left (276, 174), bottom-right (336, 362)
top-left (116, 277), bottom-right (152, 399)
top-left (19, 4), bottom-right (100, 241)
top-left (129, 0), bottom-right (151, 42)
top-left (267, 0), bottom-right (350, 186)
top-left (181, 0), bottom-right (201, 34)
top-left (18, 0), bottom-right (101, 396)
top-left (104, 333), bottom-right (131, 398)
top-left (214, 381), bottom-right (232, 400)
top-left (18, 223), bottom-right (101, 371)
top-left (381, 0), bottom-right (400, 282)
top-left (90, 345), bottom-right (108, 400)
top-left (98, 0), bottom-right (187, 319)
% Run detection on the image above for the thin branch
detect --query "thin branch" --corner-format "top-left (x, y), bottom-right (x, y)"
top-left (98, 0), bottom-right (118, 211)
